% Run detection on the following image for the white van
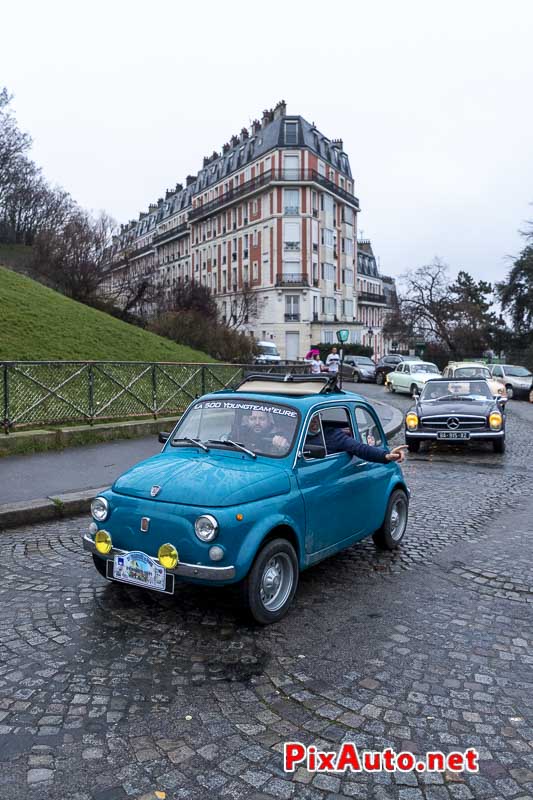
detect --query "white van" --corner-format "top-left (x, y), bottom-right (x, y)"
top-left (254, 341), bottom-right (281, 364)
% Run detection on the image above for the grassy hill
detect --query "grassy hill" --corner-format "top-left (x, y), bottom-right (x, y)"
top-left (0, 265), bottom-right (213, 362)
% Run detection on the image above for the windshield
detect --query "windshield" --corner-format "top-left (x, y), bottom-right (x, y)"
top-left (354, 357), bottom-right (375, 366)
top-left (173, 398), bottom-right (299, 457)
top-left (454, 366), bottom-right (490, 378)
top-left (421, 380), bottom-right (493, 401)
top-left (258, 344), bottom-right (279, 356)
top-left (504, 366), bottom-right (532, 377)
top-left (411, 363), bottom-right (439, 373)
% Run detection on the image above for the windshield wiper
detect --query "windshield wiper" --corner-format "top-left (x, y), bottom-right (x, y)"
top-left (207, 439), bottom-right (257, 458)
top-left (171, 436), bottom-right (210, 452)
top-left (436, 395), bottom-right (474, 402)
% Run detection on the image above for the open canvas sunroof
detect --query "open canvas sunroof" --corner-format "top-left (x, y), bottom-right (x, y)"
top-left (235, 374), bottom-right (341, 396)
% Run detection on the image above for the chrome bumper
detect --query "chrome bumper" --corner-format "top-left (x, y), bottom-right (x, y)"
top-left (405, 430), bottom-right (504, 439)
top-left (83, 533), bottom-right (236, 581)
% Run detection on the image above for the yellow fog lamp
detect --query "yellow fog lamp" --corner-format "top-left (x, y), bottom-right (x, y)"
top-left (489, 412), bottom-right (502, 431)
top-left (406, 413), bottom-right (419, 431)
top-left (94, 530), bottom-right (112, 555)
top-left (158, 543), bottom-right (179, 569)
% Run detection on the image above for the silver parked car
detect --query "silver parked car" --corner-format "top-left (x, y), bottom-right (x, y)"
top-left (489, 364), bottom-right (533, 399)
top-left (341, 355), bottom-right (377, 382)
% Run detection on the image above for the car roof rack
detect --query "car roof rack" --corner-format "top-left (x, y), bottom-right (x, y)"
top-left (234, 373), bottom-right (342, 396)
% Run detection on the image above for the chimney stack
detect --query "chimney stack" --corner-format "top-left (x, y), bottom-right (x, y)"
top-left (240, 127), bottom-right (249, 141)
top-left (222, 142), bottom-right (230, 154)
top-left (186, 174), bottom-right (196, 187)
top-left (332, 138), bottom-right (344, 151)
top-left (251, 119), bottom-right (261, 135)
top-left (175, 182), bottom-right (183, 192)
top-left (273, 100), bottom-right (287, 120)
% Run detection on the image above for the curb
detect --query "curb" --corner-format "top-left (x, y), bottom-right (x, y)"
top-left (0, 400), bottom-right (405, 532)
top-left (0, 486), bottom-right (109, 531)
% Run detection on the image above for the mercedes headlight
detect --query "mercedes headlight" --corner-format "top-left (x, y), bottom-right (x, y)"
top-left (194, 514), bottom-right (219, 542)
top-left (91, 496), bottom-right (109, 522)
top-left (406, 412), bottom-right (419, 431)
top-left (489, 412), bottom-right (502, 431)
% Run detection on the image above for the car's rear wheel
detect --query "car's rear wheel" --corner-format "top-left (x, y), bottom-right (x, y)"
top-left (373, 489), bottom-right (409, 550)
top-left (493, 438), bottom-right (506, 454)
top-left (505, 384), bottom-right (514, 400)
top-left (92, 554), bottom-right (109, 579)
top-left (376, 372), bottom-right (384, 385)
top-left (406, 438), bottom-right (420, 452)
top-left (239, 538), bottom-right (299, 625)
top-left (352, 371), bottom-right (360, 382)
top-left (410, 383), bottom-right (418, 397)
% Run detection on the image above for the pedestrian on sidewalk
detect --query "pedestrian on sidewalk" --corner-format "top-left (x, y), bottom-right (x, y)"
top-left (310, 353), bottom-right (326, 374)
top-left (326, 347), bottom-right (340, 376)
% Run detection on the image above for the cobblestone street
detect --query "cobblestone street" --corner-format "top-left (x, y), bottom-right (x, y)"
top-left (1, 394), bottom-right (533, 800)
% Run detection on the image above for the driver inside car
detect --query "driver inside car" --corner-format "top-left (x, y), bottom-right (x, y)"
top-left (306, 414), bottom-right (407, 463)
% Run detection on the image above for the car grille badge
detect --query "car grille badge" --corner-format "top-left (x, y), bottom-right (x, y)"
top-left (150, 485), bottom-right (161, 497)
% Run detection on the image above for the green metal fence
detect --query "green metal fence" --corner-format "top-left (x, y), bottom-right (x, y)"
top-left (0, 361), bottom-right (309, 433)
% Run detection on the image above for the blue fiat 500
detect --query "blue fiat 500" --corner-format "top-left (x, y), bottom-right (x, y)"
top-left (84, 375), bottom-right (409, 624)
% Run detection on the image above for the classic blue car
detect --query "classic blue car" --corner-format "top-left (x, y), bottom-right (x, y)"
top-left (84, 375), bottom-right (409, 624)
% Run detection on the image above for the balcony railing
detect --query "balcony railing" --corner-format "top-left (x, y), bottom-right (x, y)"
top-left (152, 223), bottom-right (188, 246)
top-left (189, 169), bottom-right (360, 221)
top-left (276, 273), bottom-right (309, 287)
top-left (284, 206), bottom-right (300, 215)
top-left (284, 313), bottom-right (301, 322)
top-left (358, 291), bottom-right (387, 304)
top-left (284, 242), bottom-right (300, 251)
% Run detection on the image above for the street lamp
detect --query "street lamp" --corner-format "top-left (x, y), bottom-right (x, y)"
top-left (367, 327), bottom-right (374, 357)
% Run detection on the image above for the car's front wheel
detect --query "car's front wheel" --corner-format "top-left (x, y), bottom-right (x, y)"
top-left (410, 383), bottom-right (419, 397)
top-left (352, 371), bottom-right (360, 383)
top-left (505, 384), bottom-right (514, 400)
top-left (406, 438), bottom-right (420, 453)
top-left (239, 538), bottom-right (299, 624)
top-left (92, 554), bottom-right (109, 579)
top-left (387, 381), bottom-right (395, 392)
top-left (373, 489), bottom-right (409, 550)
top-left (493, 438), bottom-right (506, 454)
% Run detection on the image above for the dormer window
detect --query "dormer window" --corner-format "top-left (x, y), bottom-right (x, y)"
top-left (284, 121), bottom-right (298, 145)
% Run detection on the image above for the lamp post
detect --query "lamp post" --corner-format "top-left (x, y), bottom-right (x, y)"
top-left (367, 327), bottom-right (374, 357)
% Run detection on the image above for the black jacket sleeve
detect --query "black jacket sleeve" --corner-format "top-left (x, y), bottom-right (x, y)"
top-left (325, 428), bottom-right (389, 464)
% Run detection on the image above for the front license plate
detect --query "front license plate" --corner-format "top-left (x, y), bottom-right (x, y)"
top-left (437, 431), bottom-right (470, 440)
top-left (112, 551), bottom-right (172, 593)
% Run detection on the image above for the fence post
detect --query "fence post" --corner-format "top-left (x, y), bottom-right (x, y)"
top-left (88, 363), bottom-right (95, 425)
top-left (152, 364), bottom-right (157, 419)
top-left (2, 365), bottom-right (9, 434)
top-left (201, 365), bottom-right (206, 396)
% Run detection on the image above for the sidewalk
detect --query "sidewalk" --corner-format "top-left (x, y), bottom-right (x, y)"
top-left (0, 398), bottom-right (402, 529)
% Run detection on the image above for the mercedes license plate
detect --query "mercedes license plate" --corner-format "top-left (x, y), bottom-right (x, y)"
top-left (437, 431), bottom-right (470, 440)
top-left (112, 551), bottom-right (172, 593)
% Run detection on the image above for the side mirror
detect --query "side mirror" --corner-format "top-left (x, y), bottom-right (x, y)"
top-left (302, 444), bottom-right (327, 459)
top-left (497, 397), bottom-right (508, 406)
top-left (158, 431), bottom-right (170, 443)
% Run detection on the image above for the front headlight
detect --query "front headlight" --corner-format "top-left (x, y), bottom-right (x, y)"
top-left (91, 496), bottom-right (109, 522)
top-left (489, 412), bottom-right (503, 430)
top-left (406, 412), bottom-right (419, 431)
top-left (194, 514), bottom-right (219, 542)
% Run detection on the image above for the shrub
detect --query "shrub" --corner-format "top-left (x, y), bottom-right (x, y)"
top-left (150, 311), bottom-right (255, 363)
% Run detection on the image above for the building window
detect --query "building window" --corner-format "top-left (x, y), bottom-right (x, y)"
top-left (285, 121), bottom-right (298, 145)
top-left (283, 189), bottom-right (299, 215)
top-left (324, 297), bottom-right (335, 314)
top-left (253, 261), bottom-right (258, 280)
top-left (343, 299), bottom-right (354, 317)
top-left (284, 221), bottom-right (300, 251)
top-left (321, 329), bottom-right (334, 344)
top-left (322, 228), bottom-right (334, 248)
top-left (323, 263), bottom-right (335, 281)
top-left (344, 268), bottom-right (354, 285)
top-left (283, 154), bottom-right (299, 180)
top-left (285, 295), bottom-right (300, 321)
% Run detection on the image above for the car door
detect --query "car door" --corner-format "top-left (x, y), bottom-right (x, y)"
top-left (391, 363), bottom-right (404, 390)
top-left (295, 406), bottom-right (371, 555)
top-left (352, 405), bottom-right (392, 534)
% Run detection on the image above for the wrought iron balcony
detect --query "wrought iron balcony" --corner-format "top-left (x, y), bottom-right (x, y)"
top-left (152, 222), bottom-right (188, 245)
top-left (189, 169), bottom-right (360, 221)
top-left (284, 206), bottom-right (300, 215)
top-left (284, 313), bottom-right (301, 322)
top-left (284, 242), bottom-right (300, 251)
top-left (276, 273), bottom-right (309, 287)
top-left (358, 291), bottom-right (387, 305)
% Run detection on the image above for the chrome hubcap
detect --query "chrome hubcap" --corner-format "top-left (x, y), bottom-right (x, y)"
top-left (390, 498), bottom-right (407, 541)
top-left (260, 553), bottom-right (294, 612)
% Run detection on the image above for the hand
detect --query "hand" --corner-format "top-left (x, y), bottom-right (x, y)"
top-left (385, 445), bottom-right (409, 463)
top-left (272, 435), bottom-right (289, 450)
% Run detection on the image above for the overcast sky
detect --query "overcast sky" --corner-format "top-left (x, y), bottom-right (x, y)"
top-left (2, 0), bottom-right (533, 285)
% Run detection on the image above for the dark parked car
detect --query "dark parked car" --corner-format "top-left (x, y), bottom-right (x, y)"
top-left (375, 355), bottom-right (421, 385)
top-left (341, 355), bottom-right (376, 382)
top-left (404, 378), bottom-right (507, 454)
